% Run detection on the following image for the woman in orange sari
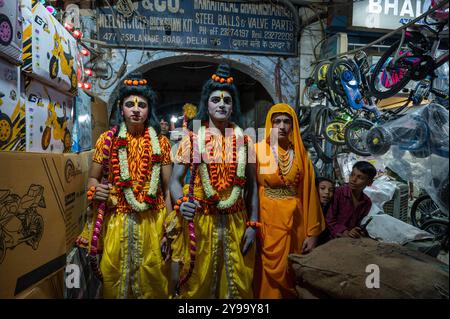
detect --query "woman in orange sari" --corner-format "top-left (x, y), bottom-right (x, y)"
top-left (254, 103), bottom-right (325, 299)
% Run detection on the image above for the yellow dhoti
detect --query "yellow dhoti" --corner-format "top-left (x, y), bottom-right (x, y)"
top-left (100, 209), bottom-right (169, 299)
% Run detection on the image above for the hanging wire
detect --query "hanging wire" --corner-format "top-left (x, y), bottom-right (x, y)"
top-left (97, 0), bottom-right (129, 90)
top-left (313, 0), bottom-right (449, 64)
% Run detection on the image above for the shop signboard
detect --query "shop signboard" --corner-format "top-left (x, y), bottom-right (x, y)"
top-left (352, 0), bottom-right (429, 30)
top-left (97, 0), bottom-right (297, 56)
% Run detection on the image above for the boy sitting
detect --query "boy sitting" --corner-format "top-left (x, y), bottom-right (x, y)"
top-left (326, 161), bottom-right (376, 239)
top-left (316, 176), bottom-right (335, 245)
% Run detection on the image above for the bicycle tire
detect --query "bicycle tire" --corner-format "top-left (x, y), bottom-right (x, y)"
top-left (298, 106), bottom-right (312, 127)
top-left (369, 40), bottom-right (413, 99)
top-left (421, 219), bottom-right (449, 251)
top-left (366, 126), bottom-right (393, 156)
top-left (327, 58), bottom-right (360, 97)
top-left (324, 119), bottom-right (347, 145)
top-left (344, 119), bottom-right (374, 156)
top-left (410, 195), bottom-right (442, 228)
top-left (311, 106), bottom-right (335, 163)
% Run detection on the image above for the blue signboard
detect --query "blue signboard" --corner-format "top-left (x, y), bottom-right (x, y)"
top-left (97, 0), bottom-right (297, 56)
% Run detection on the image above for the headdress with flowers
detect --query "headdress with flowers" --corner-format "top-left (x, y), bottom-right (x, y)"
top-left (193, 64), bottom-right (242, 130)
top-left (109, 72), bottom-right (160, 131)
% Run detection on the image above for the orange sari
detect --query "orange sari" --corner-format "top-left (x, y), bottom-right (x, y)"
top-left (254, 103), bottom-right (324, 299)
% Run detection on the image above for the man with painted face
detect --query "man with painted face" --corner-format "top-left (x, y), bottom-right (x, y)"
top-left (76, 73), bottom-right (173, 298)
top-left (168, 64), bottom-right (258, 298)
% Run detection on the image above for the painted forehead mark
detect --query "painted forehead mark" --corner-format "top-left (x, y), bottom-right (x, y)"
top-left (133, 96), bottom-right (139, 105)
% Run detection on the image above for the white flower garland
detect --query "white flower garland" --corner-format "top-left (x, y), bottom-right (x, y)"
top-left (198, 125), bottom-right (247, 210)
top-left (118, 122), bottom-right (161, 212)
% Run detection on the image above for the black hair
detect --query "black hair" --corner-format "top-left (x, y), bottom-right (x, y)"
top-left (316, 176), bottom-right (335, 187)
top-left (353, 161), bottom-right (377, 180)
top-left (194, 64), bottom-right (242, 130)
top-left (157, 113), bottom-right (171, 124)
top-left (110, 72), bottom-right (160, 134)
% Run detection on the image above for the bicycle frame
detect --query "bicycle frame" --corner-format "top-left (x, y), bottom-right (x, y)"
top-left (381, 19), bottom-right (448, 89)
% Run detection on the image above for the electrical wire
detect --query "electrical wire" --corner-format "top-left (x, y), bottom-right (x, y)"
top-left (97, 0), bottom-right (129, 90)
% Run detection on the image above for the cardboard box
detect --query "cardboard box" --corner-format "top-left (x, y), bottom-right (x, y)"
top-left (91, 96), bottom-right (108, 146)
top-left (24, 77), bottom-right (74, 153)
top-left (62, 151), bottom-right (93, 251)
top-left (0, 150), bottom-right (90, 298)
top-left (0, 0), bottom-right (23, 65)
top-left (72, 90), bottom-right (92, 152)
top-left (15, 269), bottom-right (64, 299)
top-left (0, 58), bottom-right (25, 151)
top-left (21, 1), bottom-right (78, 95)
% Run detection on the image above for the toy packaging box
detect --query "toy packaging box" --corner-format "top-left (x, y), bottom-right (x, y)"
top-left (0, 150), bottom-right (91, 298)
top-left (72, 89), bottom-right (92, 152)
top-left (24, 77), bottom-right (73, 153)
top-left (0, 58), bottom-right (25, 151)
top-left (0, 0), bottom-right (23, 65)
top-left (21, 1), bottom-right (78, 95)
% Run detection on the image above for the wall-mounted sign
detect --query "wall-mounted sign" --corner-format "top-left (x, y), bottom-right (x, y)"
top-left (97, 0), bottom-right (297, 56)
top-left (320, 33), bottom-right (348, 59)
top-left (352, 0), bottom-right (429, 30)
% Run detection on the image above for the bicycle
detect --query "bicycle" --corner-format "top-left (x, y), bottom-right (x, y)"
top-left (421, 218), bottom-right (449, 252)
top-left (369, 7), bottom-right (449, 99)
top-left (366, 102), bottom-right (449, 158)
top-left (411, 194), bottom-right (448, 228)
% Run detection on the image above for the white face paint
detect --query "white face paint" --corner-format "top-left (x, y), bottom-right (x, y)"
top-left (208, 90), bottom-right (233, 122)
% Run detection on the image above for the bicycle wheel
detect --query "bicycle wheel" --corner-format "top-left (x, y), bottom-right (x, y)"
top-left (344, 119), bottom-right (374, 156)
top-left (422, 219), bottom-right (449, 251)
top-left (410, 195), bottom-right (444, 228)
top-left (298, 106), bottom-right (312, 127)
top-left (311, 106), bottom-right (335, 163)
top-left (366, 126), bottom-right (393, 155)
top-left (327, 58), bottom-right (360, 97)
top-left (324, 119), bottom-right (347, 145)
top-left (313, 61), bottom-right (331, 91)
top-left (369, 40), bottom-right (413, 99)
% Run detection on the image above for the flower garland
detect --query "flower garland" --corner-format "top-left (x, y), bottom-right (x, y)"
top-left (89, 126), bottom-right (118, 281)
top-left (198, 125), bottom-right (247, 210)
top-left (116, 122), bottom-right (162, 212)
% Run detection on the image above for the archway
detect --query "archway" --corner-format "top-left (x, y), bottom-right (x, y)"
top-left (109, 56), bottom-right (275, 130)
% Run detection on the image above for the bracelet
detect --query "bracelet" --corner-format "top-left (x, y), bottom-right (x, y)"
top-left (246, 221), bottom-right (262, 228)
top-left (87, 186), bottom-right (96, 201)
top-left (173, 196), bottom-right (189, 212)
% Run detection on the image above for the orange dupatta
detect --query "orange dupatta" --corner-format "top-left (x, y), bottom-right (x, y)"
top-left (258, 103), bottom-right (325, 251)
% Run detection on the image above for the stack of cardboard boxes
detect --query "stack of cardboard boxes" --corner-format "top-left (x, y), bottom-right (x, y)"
top-left (0, 0), bottom-right (108, 298)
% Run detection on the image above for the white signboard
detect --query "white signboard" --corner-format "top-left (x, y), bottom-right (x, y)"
top-left (352, 0), bottom-right (429, 30)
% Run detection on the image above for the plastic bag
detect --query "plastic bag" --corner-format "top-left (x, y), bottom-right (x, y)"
top-left (363, 175), bottom-right (397, 216)
top-left (366, 102), bottom-right (449, 215)
top-left (365, 214), bottom-right (434, 245)
top-left (361, 178), bottom-right (434, 244)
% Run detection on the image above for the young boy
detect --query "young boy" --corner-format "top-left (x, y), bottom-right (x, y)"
top-left (326, 161), bottom-right (376, 239)
top-left (316, 177), bottom-right (335, 215)
top-left (316, 177), bottom-right (335, 245)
